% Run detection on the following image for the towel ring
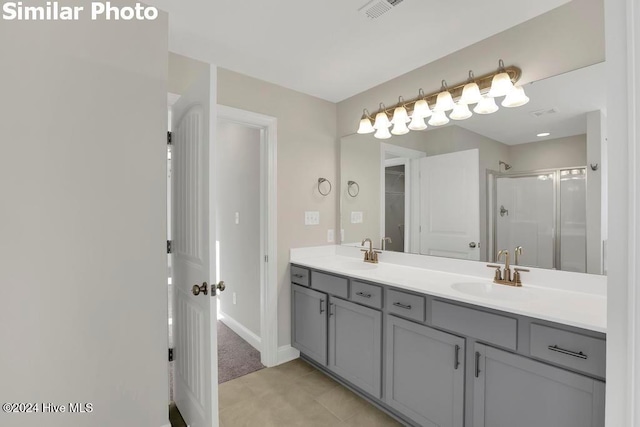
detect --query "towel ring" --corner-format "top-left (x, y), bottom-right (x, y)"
top-left (318, 178), bottom-right (332, 196)
top-left (347, 181), bottom-right (360, 197)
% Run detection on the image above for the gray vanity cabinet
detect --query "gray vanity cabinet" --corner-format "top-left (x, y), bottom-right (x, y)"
top-left (292, 284), bottom-right (327, 366)
top-left (473, 343), bottom-right (605, 427)
top-left (386, 315), bottom-right (465, 427)
top-left (328, 296), bottom-right (382, 398)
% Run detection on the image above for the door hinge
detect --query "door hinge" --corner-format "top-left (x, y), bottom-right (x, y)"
top-left (167, 240), bottom-right (173, 254)
top-left (264, 255), bottom-right (269, 262)
top-left (167, 131), bottom-right (172, 145)
top-left (168, 348), bottom-right (174, 362)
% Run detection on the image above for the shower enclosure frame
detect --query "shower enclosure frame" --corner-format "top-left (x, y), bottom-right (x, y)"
top-left (487, 166), bottom-right (588, 271)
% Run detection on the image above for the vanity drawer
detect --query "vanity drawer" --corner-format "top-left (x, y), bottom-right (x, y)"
top-left (350, 281), bottom-right (383, 309)
top-left (312, 271), bottom-right (348, 299)
top-left (529, 324), bottom-right (606, 378)
top-left (432, 300), bottom-right (518, 350)
top-left (291, 266), bottom-right (310, 287)
top-left (387, 289), bottom-right (425, 322)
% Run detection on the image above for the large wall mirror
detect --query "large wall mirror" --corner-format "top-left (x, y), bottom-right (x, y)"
top-left (340, 62), bottom-right (606, 275)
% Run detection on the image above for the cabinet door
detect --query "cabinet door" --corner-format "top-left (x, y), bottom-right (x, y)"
top-left (292, 284), bottom-right (328, 365)
top-left (328, 297), bottom-right (382, 398)
top-left (473, 344), bottom-right (605, 427)
top-left (386, 315), bottom-right (465, 427)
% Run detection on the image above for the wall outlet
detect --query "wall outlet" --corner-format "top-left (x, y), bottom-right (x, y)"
top-left (327, 229), bottom-right (334, 243)
top-left (351, 211), bottom-right (363, 224)
top-left (232, 292), bottom-right (237, 305)
top-left (235, 212), bottom-right (240, 225)
top-left (305, 211), bottom-right (320, 225)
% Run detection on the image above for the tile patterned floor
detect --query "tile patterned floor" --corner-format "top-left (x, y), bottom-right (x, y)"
top-left (217, 358), bottom-right (402, 427)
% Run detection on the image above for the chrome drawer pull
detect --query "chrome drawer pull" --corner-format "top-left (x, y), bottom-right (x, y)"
top-left (548, 345), bottom-right (588, 360)
top-left (393, 302), bottom-right (412, 310)
top-left (356, 291), bottom-right (372, 299)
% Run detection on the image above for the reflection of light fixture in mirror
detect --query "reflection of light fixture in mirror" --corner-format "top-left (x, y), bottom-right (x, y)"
top-left (391, 97), bottom-right (410, 135)
top-left (374, 126), bottom-right (392, 139)
top-left (460, 71), bottom-right (482, 105)
top-left (391, 120), bottom-right (410, 135)
top-left (428, 111), bottom-right (449, 126)
top-left (537, 132), bottom-right (551, 137)
top-left (488, 60), bottom-right (515, 98)
top-left (408, 114), bottom-right (428, 131)
top-left (347, 180), bottom-right (360, 197)
top-left (502, 86), bottom-right (530, 108)
top-left (450, 102), bottom-right (472, 120)
top-left (357, 109), bottom-right (375, 134)
top-left (434, 81), bottom-right (455, 112)
top-left (474, 96), bottom-right (499, 114)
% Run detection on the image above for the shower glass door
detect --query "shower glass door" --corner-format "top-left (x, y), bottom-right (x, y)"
top-left (492, 168), bottom-right (587, 272)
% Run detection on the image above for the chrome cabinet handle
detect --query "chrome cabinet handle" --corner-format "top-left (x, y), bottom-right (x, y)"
top-left (319, 299), bottom-right (325, 314)
top-left (548, 345), bottom-right (588, 360)
top-left (293, 274), bottom-right (305, 279)
top-left (329, 303), bottom-right (335, 316)
top-left (454, 345), bottom-right (460, 370)
top-left (393, 302), bottom-right (412, 310)
top-left (356, 292), bottom-right (372, 299)
top-left (475, 351), bottom-right (481, 378)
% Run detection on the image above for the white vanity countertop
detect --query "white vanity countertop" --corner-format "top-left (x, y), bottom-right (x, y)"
top-left (290, 250), bottom-right (606, 334)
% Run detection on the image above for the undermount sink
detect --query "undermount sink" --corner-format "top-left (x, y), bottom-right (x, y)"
top-left (451, 282), bottom-right (532, 302)
top-left (338, 261), bottom-right (378, 271)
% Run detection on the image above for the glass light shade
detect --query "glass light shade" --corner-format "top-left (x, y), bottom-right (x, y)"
top-left (408, 114), bottom-right (428, 131)
top-left (391, 106), bottom-right (410, 125)
top-left (488, 72), bottom-right (514, 98)
top-left (391, 121), bottom-right (410, 135)
top-left (373, 112), bottom-right (391, 129)
top-left (412, 99), bottom-right (432, 118)
top-left (459, 82), bottom-right (482, 105)
top-left (449, 102), bottom-right (473, 121)
top-left (434, 91), bottom-right (455, 112)
top-left (357, 117), bottom-right (375, 134)
top-left (374, 126), bottom-right (392, 139)
top-left (502, 86), bottom-right (530, 108)
top-left (428, 111), bottom-right (450, 126)
top-left (474, 96), bottom-right (499, 114)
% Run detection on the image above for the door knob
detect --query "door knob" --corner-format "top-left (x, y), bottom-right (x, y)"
top-left (215, 281), bottom-right (226, 293)
top-left (192, 282), bottom-right (208, 296)
top-left (469, 242), bottom-right (478, 249)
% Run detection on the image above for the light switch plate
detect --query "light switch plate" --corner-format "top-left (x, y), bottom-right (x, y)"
top-left (351, 211), bottom-right (363, 224)
top-left (305, 211), bottom-right (320, 225)
top-left (327, 229), bottom-right (334, 243)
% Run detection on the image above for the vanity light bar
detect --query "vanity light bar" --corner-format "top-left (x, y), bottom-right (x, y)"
top-left (357, 60), bottom-right (525, 137)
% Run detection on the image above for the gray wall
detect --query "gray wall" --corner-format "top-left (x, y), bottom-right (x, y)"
top-left (217, 68), bottom-right (339, 347)
top-left (509, 135), bottom-right (587, 171)
top-left (336, 0), bottom-right (604, 137)
top-left (216, 121), bottom-right (262, 336)
top-left (0, 6), bottom-right (169, 427)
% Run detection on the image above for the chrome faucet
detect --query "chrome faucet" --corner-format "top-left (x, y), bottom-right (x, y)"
top-left (361, 238), bottom-right (381, 263)
top-left (381, 237), bottom-right (392, 251)
top-left (487, 249), bottom-right (529, 287)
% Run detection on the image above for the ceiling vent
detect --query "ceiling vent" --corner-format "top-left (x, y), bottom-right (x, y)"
top-left (530, 107), bottom-right (559, 118)
top-left (358, 0), bottom-right (404, 19)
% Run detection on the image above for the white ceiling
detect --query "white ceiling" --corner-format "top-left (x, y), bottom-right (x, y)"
top-left (147, 0), bottom-right (569, 102)
top-left (449, 62), bottom-right (606, 145)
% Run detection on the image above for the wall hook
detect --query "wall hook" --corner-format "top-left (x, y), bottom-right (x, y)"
top-left (590, 163), bottom-right (599, 171)
top-left (318, 178), bottom-right (332, 196)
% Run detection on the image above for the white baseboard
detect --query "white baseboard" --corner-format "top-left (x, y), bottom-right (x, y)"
top-left (219, 311), bottom-right (261, 352)
top-left (160, 423), bottom-right (171, 427)
top-left (277, 345), bottom-right (300, 365)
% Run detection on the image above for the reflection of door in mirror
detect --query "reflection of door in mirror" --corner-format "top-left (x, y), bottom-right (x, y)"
top-left (384, 165), bottom-right (405, 252)
top-left (419, 149), bottom-right (480, 260)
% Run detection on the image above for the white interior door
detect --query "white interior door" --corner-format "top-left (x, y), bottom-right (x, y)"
top-left (419, 149), bottom-right (480, 260)
top-left (172, 65), bottom-right (219, 427)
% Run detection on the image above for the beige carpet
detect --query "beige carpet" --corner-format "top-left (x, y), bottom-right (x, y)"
top-left (217, 321), bottom-right (265, 384)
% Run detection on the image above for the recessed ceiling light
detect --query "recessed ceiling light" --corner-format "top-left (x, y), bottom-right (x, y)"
top-left (537, 132), bottom-right (551, 137)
